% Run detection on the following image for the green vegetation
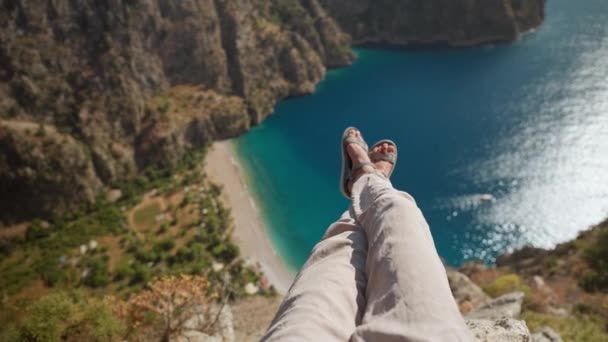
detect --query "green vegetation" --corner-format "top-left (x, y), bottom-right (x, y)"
top-left (0, 146), bottom-right (270, 335)
top-left (14, 291), bottom-right (124, 342)
top-left (523, 311), bottom-right (608, 342)
top-left (482, 274), bottom-right (530, 298)
top-left (82, 256), bottom-right (111, 288)
top-left (581, 227), bottom-right (608, 292)
top-left (270, 0), bottom-right (314, 30)
top-left (132, 201), bottom-right (162, 230)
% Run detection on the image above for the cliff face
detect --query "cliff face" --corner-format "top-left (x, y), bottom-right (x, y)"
top-left (0, 0), bottom-right (353, 222)
top-left (318, 0), bottom-right (545, 46)
top-left (0, 0), bottom-right (547, 223)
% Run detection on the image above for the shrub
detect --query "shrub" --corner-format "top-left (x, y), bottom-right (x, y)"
top-left (157, 223), bottom-right (169, 235)
top-left (133, 246), bottom-right (159, 263)
top-left (20, 292), bottom-right (72, 341)
top-left (25, 220), bottom-right (50, 241)
top-left (153, 237), bottom-right (176, 253)
top-left (482, 274), bottom-right (530, 298)
top-left (211, 242), bottom-right (240, 262)
top-left (129, 263), bottom-right (152, 285)
top-left (169, 243), bottom-right (205, 265)
top-left (114, 260), bottom-right (135, 282)
top-left (36, 260), bottom-right (63, 287)
top-left (522, 311), bottom-right (608, 342)
top-left (112, 275), bottom-right (218, 341)
top-left (581, 227), bottom-right (608, 292)
top-left (19, 291), bottom-right (124, 342)
top-left (82, 257), bottom-right (110, 288)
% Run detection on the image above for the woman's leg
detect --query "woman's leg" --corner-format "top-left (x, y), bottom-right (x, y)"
top-left (261, 210), bottom-right (368, 342)
top-left (349, 173), bottom-right (472, 342)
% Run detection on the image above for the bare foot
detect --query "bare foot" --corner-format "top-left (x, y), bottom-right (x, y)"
top-left (370, 142), bottom-right (396, 178)
top-left (345, 129), bottom-right (375, 193)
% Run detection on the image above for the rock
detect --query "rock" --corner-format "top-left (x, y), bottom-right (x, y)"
top-left (0, 0), bottom-right (353, 221)
top-left (545, 306), bottom-right (568, 317)
top-left (318, 0), bottom-right (545, 46)
top-left (173, 331), bottom-right (221, 342)
top-left (447, 269), bottom-right (491, 313)
top-left (69, 257), bottom-right (80, 266)
top-left (155, 214), bottom-right (166, 223)
top-left (531, 327), bottom-right (562, 342)
top-left (106, 189), bottom-right (123, 203)
top-left (174, 304), bottom-right (234, 342)
top-left (88, 240), bottom-right (98, 250)
top-left (0, 0), bottom-right (547, 221)
top-left (466, 317), bottom-right (531, 342)
top-left (0, 121), bottom-right (103, 222)
top-left (259, 276), bottom-right (271, 291)
top-left (244, 283), bottom-right (259, 295)
top-left (467, 291), bottom-right (525, 320)
top-left (232, 296), bottom-right (283, 342)
top-left (212, 262), bottom-right (225, 272)
top-left (81, 268), bottom-right (90, 279)
top-left (532, 275), bottom-right (545, 289)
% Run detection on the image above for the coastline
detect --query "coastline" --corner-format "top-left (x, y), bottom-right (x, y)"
top-left (205, 141), bottom-right (295, 294)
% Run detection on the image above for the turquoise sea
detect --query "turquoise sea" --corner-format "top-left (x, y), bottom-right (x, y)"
top-left (235, 0), bottom-right (608, 270)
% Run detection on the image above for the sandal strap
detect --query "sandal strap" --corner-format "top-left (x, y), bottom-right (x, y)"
top-left (370, 151), bottom-right (397, 164)
top-left (344, 136), bottom-right (369, 151)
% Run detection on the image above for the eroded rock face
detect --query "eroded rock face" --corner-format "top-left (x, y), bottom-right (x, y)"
top-left (0, 121), bottom-right (103, 221)
top-left (174, 304), bottom-right (235, 342)
top-left (318, 0), bottom-right (545, 46)
top-left (466, 318), bottom-right (531, 342)
top-left (0, 0), bottom-right (547, 221)
top-left (447, 268), bottom-right (492, 313)
top-left (0, 0), bottom-right (353, 222)
top-left (466, 291), bottom-right (525, 320)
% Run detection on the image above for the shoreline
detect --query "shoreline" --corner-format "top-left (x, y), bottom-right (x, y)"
top-left (205, 141), bottom-right (295, 294)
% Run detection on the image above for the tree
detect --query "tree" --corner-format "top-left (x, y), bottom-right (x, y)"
top-left (111, 275), bottom-right (221, 342)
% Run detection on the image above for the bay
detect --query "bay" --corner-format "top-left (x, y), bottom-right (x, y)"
top-left (235, 0), bottom-right (608, 269)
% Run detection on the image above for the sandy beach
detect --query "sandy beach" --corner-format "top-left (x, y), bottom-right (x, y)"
top-left (205, 141), bottom-right (295, 294)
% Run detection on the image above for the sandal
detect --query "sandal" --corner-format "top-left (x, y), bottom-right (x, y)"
top-left (369, 139), bottom-right (398, 178)
top-left (340, 127), bottom-right (373, 198)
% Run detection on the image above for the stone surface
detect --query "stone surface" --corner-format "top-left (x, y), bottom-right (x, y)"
top-left (531, 327), bottom-right (563, 342)
top-left (0, 0), bottom-right (549, 223)
top-left (232, 296), bottom-right (283, 342)
top-left (318, 0), bottom-right (545, 46)
top-left (466, 318), bottom-right (531, 342)
top-left (447, 269), bottom-right (492, 313)
top-left (175, 304), bottom-right (235, 342)
top-left (466, 291), bottom-right (525, 320)
top-left (0, 0), bottom-right (353, 222)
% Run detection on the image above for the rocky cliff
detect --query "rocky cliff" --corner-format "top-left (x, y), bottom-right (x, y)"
top-left (0, 0), bottom-right (353, 222)
top-left (0, 0), bottom-right (546, 223)
top-left (318, 0), bottom-right (545, 46)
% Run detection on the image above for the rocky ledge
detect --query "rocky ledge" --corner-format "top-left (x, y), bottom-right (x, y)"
top-left (216, 269), bottom-right (558, 341)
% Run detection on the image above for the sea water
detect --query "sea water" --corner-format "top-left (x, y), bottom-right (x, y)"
top-left (235, 0), bottom-right (608, 269)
